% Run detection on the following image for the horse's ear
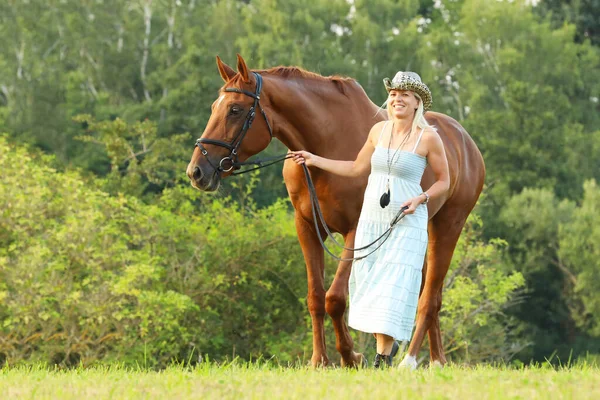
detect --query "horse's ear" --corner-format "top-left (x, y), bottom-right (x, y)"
top-left (236, 54), bottom-right (251, 83)
top-left (216, 56), bottom-right (236, 82)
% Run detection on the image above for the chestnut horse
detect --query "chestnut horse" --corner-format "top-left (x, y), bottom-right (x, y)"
top-left (187, 54), bottom-right (485, 368)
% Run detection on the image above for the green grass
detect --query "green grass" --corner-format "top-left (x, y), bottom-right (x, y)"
top-left (1, 362), bottom-right (599, 399)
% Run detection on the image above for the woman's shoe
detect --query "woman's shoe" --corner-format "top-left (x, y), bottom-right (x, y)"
top-left (373, 353), bottom-right (389, 368)
top-left (373, 341), bottom-right (400, 368)
top-left (390, 340), bottom-right (400, 359)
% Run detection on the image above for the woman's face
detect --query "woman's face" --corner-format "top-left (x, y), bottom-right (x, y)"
top-left (387, 90), bottom-right (419, 120)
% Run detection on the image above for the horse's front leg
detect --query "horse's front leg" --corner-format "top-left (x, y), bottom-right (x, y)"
top-left (295, 214), bottom-right (329, 367)
top-left (325, 230), bottom-right (365, 368)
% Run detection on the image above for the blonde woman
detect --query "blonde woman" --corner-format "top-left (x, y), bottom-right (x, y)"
top-left (291, 72), bottom-right (450, 368)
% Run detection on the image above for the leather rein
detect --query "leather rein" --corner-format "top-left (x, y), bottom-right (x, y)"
top-left (195, 72), bottom-right (408, 262)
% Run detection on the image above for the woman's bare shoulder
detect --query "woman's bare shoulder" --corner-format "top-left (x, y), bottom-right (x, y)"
top-left (422, 127), bottom-right (442, 143)
top-left (370, 120), bottom-right (388, 133)
top-left (366, 120), bottom-right (388, 142)
top-left (421, 127), bottom-right (445, 154)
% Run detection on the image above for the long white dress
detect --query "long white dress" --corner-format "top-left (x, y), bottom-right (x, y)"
top-left (348, 121), bottom-right (429, 341)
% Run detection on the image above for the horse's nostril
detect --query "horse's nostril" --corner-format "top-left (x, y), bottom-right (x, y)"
top-left (193, 166), bottom-right (202, 180)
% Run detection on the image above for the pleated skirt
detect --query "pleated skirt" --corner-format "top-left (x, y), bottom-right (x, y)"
top-left (348, 168), bottom-right (428, 341)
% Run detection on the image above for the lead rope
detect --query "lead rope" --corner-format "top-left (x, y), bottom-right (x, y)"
top-left (231, 155), bottom-right (408, 262)
top-left (302, 163), bottom-right (408, 261)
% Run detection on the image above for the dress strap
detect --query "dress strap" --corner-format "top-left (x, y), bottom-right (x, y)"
top-left (377, 121), bottom-right (389, 146)
top-left (412, 128), bottom-right (425, 153)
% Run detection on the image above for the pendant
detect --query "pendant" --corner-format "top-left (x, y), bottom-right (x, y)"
top-left (380, 181), bottom-right (391, 209)
top-left (380, 189), bottom-right (390, 208)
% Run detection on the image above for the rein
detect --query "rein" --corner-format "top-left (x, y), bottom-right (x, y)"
top-left (302, 163), bottom-right (409, 261)
top-left (234, 157), bottom-right (409, 262)
top-left (195, 72), bottom-right (409, 262)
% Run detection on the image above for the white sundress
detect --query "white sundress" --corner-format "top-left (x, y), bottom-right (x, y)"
top-left (348, 121), bottom-right (429, 341)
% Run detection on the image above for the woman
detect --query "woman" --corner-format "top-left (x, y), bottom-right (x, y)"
top-left (291, 72), bottom-right (450, 368)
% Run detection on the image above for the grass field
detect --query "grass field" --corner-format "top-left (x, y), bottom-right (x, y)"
top-left (1, 362), bottom-right (599, 399)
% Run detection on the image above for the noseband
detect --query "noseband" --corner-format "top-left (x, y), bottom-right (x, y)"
top-left (195, 72), bottom-right (273, 173)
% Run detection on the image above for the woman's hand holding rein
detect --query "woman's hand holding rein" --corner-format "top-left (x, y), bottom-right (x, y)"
top-left (290, 150), bottom-right (361, 178)
top-left (291, 150), bottom-right (318, 167)
top-left (400, 194), bottom-right (428, 215)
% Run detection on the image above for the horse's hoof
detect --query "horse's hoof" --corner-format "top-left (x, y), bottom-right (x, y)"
top-left (340, 352), bottom-right (366, 368)
top-left (361, 353), bottom-right (368, 369)
top-left (310, 355), bottom-right (330, 368)
top-left (354, 352), bottom-right (367, 369)
top-left (430, 360), bottom-right (444, 369)
top-left (398, 355), bottom-right (418, 370)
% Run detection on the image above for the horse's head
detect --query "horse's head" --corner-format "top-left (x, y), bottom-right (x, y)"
top-left (186, 54), bottom-right (273, 191)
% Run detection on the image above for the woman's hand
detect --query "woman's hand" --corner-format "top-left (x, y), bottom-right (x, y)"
top-left (291, 150), bottom-right (318, 167)
top-left (401, 195), bottom-right (426, 215)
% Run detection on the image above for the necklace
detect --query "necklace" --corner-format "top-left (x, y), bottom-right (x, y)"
top-left (380, 122), bottom-right (411, 209)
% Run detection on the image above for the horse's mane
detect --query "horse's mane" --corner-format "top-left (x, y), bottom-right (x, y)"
top-left (262, 66), bottom-right (353, 83)
top-left (230, 66), bottom-right (356, 95)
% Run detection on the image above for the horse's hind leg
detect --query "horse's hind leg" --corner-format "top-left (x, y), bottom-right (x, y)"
top-left (401, 213), bottom-right (466, 368)
top-left (295, 214), bottom-right (329, 367)
top-left (427, 286), bottom-right (446, 366)
top-left (325, 230), bottom-right (365, 368)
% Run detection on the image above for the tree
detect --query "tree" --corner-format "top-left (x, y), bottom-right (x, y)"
top-left (536, 0), bottom-right (600, 46)
top-left (500, 184), bottom-right (600, 361)
top-left (559, 180), bottom-right (600, 337)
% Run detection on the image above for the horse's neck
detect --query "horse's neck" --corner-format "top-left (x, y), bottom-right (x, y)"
top-left (265, 75), bottom-right (383, 155)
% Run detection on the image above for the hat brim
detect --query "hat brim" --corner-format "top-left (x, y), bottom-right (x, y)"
top-left (383, 77), bottom-right (433, 111)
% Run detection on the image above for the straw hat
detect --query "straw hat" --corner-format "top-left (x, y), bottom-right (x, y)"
top-left (383, 71), bottom-right (433, 111)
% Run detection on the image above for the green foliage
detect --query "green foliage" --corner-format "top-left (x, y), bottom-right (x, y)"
top-left (0, 137), bottom-right (308, 367)
top-left (500, 183), bottom-right (600, 361)
top-left (238, 0), bottom-right (350, 69)
top-left (74, 115), bottom-right (191, 197)
top-left (559, 180), bottom-right (600, 336)
top-left (0, 137), bottom-right (196, 367)
top-left (536, 0), bottom-right (600, 45)
top-left (501, 188), bottom-right (575, 274)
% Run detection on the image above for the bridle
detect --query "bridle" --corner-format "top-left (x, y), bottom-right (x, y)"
top-left (195, 72), bottom-right (273, 174)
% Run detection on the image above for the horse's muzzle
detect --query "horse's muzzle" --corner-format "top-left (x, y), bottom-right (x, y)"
top-left (186, 163), bottom-right (220, 192)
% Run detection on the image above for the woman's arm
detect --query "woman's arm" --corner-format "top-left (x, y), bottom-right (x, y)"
top-left (401, 129), bottom-right (450, 214)
top-left (290, 122), bottom-right (384, 178)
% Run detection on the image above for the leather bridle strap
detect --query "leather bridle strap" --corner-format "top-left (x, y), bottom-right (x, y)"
top-left (195, 72), bottom-right (273, 174)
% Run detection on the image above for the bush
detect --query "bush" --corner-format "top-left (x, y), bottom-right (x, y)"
top-left (0, 136), bottom-right (308, 367)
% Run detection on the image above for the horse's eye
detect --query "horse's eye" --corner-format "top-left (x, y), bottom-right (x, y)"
top-left (230, 106), bottom-right (242, 115)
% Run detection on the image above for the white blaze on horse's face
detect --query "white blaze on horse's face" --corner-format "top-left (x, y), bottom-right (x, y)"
top-left (216, 94), bottom-right (225, 109)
